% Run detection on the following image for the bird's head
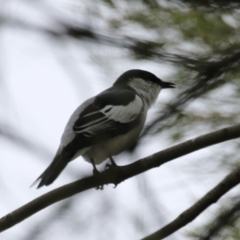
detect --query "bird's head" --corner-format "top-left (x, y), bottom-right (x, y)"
top-left (114, 69), bottom-right (175, 109)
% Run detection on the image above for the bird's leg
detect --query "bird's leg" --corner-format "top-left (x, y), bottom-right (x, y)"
top-left (109, 156), bottom-right (117, 166)
top-left (105, 156), bottom-right (118, 169)
top-left (105, 156), bottom-right (121, 188)
top-left (90, 158), bottom-right (99, 175)
top-left (91, 158), bottom-right (104, 190)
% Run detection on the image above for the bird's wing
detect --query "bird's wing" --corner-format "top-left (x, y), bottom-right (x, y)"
top-left (71, 88), bottom-right (144, 148)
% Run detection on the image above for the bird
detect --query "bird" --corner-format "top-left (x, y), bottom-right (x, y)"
top-left (33, 69), bottom-right (175, 188)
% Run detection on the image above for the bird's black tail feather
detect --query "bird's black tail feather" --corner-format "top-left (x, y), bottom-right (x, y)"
top-left (32, 154), bottom-right (69, 188)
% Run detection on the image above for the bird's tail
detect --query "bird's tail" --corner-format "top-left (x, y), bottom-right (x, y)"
top-left (31, 154), bottom-right (69, 189)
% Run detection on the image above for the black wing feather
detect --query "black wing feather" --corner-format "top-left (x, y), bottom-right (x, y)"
top-left (72, 87), bottom-right (143, 148)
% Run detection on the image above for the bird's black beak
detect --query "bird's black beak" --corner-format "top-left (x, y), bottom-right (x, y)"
top-left (160, 81), bottom-right (175, 89)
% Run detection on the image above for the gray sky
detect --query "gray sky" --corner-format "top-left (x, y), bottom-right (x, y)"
top-left (1, 1), bottom-right (238, 240)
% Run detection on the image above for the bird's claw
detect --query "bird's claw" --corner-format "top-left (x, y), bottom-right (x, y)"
top-left (92, 168), bottom-right (104, 190)
top-left (95, 185), bottom-right (104, 190)
top-left (105, 163), bottom-right (112, 170)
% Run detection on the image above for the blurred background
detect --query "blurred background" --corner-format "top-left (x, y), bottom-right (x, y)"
top-left (1, 0), bottom-right (240, 239)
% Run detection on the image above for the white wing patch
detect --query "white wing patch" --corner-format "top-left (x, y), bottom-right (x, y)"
top-left (100, 95), bottom-right (143, 123)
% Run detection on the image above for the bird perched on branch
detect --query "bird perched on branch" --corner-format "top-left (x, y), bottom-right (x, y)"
top-left (33, 69), bottom-right (175, 188)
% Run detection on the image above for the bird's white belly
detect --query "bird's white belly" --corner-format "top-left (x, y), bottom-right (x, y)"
top-left (82, 113), bottom-right (146, 164)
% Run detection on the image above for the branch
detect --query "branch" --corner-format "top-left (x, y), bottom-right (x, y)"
top-left (1, 123), bottom-right (240, 232)
top-left (197, 198), bottom-right (240, 240)
top-left (141, 166), bottom-right (240, 240)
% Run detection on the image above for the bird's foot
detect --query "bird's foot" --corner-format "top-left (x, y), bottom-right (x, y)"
top-left (105, 157), bottom-right (121, 188)
top-left (92, 169), bottom-right (104, 190)
top-left (91, 159), bottom-right (104, 190)
top-left (92, 170), bottom-right (104, 190)
top-left (92, 168), bottom-right (100, 175)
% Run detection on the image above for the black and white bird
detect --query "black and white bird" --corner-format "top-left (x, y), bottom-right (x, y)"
top-left (34, 69), bottom-right (175, 188)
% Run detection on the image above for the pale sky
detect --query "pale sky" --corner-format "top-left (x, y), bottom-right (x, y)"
top-left (0, 1), bottom-right (238, 240)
